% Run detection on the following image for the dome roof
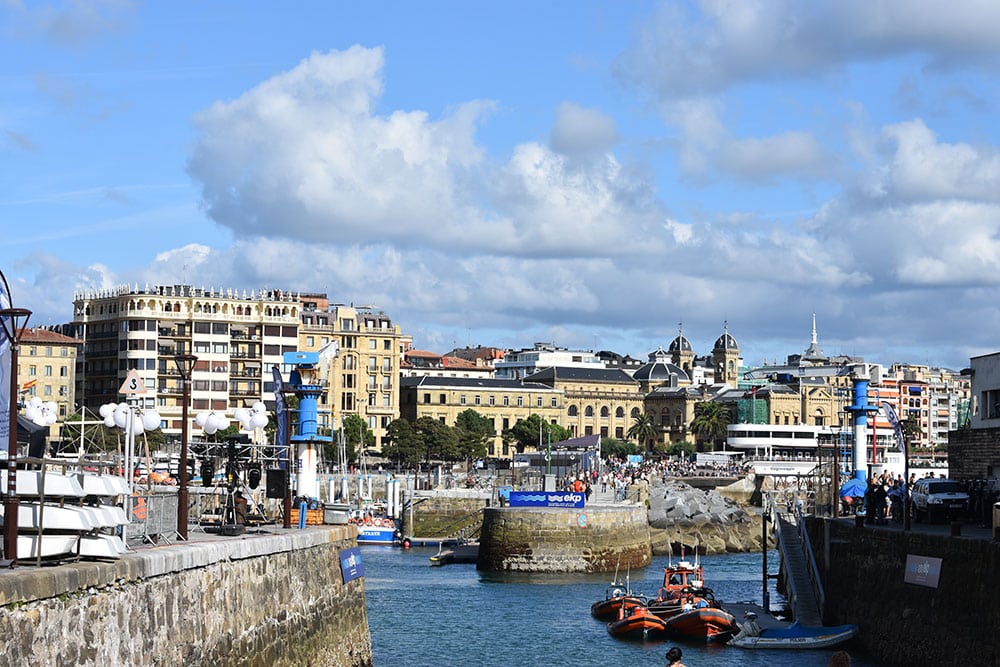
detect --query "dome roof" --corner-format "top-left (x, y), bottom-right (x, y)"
top-left (714, 332), bottom-right (738, 351)
top-left (633, 360), bottom-right (689, 383)
top-left (668, 335), bottom-right (692, 353)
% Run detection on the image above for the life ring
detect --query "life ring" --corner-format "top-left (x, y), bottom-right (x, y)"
top-left (612, 588), bottom-right (622, 598)
top-left (364, 517), bottom-right (373, 526)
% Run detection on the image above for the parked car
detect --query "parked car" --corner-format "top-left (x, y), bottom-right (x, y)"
top-left (911, 478), bottom-right (969, 523)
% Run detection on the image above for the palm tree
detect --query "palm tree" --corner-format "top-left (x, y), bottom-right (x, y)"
top-left (627, 412), bottom-right (658, 453)
top-left (690, 401), bottom-right (731, 451)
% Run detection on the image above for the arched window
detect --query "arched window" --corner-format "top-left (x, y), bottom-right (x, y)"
top-left (600, 406), bottom-right (610, 418)
top-left (615, 407), bottom-right (625, 418)
top-left (584, 406), bottom-right (594, 417)
top-left (661, 412), bottom-right (669, 427)
top-left (568, 405), bottom-right (578, 417)
top-left (631, 407), bottom-right (641, 419)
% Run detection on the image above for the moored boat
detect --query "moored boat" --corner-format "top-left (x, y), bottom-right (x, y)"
top-left (661, 606), bottom-right (740, 642)
top-left (728, 612), bottom-right (857, 649)
top-left (353, 515), bottom-right (399, 545)
top-left (591, 576), bottom-right (647, 621)
top-left (607, 605), bottom-right (669, 641)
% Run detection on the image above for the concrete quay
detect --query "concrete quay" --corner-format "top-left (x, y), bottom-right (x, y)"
top-left (0, 525), bottom-right (372, 667)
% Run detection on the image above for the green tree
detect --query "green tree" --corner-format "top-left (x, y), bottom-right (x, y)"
top-left (454, 409), bottom-right (492, 463)
top-left (600, 437), bottom-right (639, 459)
top-left (665, 440), bottom-right (697, 458)
top-left (626, 412), bottom-right (658, 452)
top-left (690, 401), bottom-right (731, 451)
top-left (413, 416), bottom-right (459, 463)
top-left (383, 418), bottom-right (424, 467)
top-left (900, 419), bottom-right (921, 449)
top-left (341, 414), bottom-right (372, 463)
top-left (503, 414), bottom-right (571, 453)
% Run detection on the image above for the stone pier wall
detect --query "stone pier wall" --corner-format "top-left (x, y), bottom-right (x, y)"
top-left (477, 505), bottom-right (651, 573)
top-left (0, 527), bottom-right (371, 667)
top-left (806, 517), bottom-right (1000, 666)
top-left (402, 490), bottom-right (491, 539)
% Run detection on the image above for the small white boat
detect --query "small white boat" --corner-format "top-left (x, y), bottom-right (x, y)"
top-left (86, 504), bottom-right (129, 528)
top-left (16, 533), bottom-right (80, 559)
top-left (79, 474), bottom-right (129, 497)
top-left (79, 534), bottom-right (126, 558)
top-left (0, 502), bottom-right (100, 531)
top-left (1, 470), bottom-right (86, 498)
top-left (728, 615), bottom-right (857, 649)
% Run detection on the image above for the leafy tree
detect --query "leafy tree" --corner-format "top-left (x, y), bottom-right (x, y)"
top-left (503, 414), bottom-right (571, 453)
top-left (665, 440), bottom-right (696, 458)
top-left (414, 416), bottom-right (459, 462)
top-left (383, 418), bottom-right (424, 467)
top-left (900, 419), bottom-right (921, 449)
top-left (690, 401), bottom-right (731, 451)
top-left (626, 412), bottom-right (658, 452)
top-left (454, 409), bottom-right (492, 462)
top-left (600, 437), bottom-right (639, 459)
top-left (341, 414), bottom-right (372, 463)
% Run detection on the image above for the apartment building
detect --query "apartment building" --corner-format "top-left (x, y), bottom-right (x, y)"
top-left (297, 295), bottom-right (409, 449)
top-left (18, 328), bottom-right (81, 420)
top-left (72, 285), bottom-right (309, 438)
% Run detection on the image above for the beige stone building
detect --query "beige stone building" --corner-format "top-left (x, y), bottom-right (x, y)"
top-left (18, 327), bottom-right (81, 420)
top-left (523, 367), bottom-right (644, 440)
top-left (297, 295), bottom-right (409, 449)
top-left (399, 376), bottom-right (563, 457)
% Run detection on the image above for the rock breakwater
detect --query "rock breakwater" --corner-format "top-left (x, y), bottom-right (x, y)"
top-left (648, 479), bottom-right (767, 555)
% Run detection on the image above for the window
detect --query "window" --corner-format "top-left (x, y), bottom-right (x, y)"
top-left (537, 397), bottom-right (542, 407)
top-left (43, 385), bottom-right (51, 396)
top-left (29, 366), bottom-right (36, 376)
top-left (194, 342), bottom-right (210, 353)
top-left (551, 398), bottom-right (557, 408)
top-left (382, 357), bottom-right (392, 371)
top-left (584, 406), bottom-right (594, 417)
top-left (488, 395), bottom-right (495, 406)
top-left (369, 340), bottom-right (377, 350)
top-left (213, 343), bottom-right (228, 354)
top-left (368, 358), bottom-right (377, 370)
top-left (60, 366), bottom-right (68, 377)
top-left (475, 395), bottom-right (481, 406)
top-left (384, 339), bottom-right (391, 350)
top-left (517, 397), bottom-right (524, 407)
top-left (503, 396), bottom-right (510, 406)
top-left (423, 393), bottom-right (431, 404)
top-left (460, 395), bottom-right (467, 405)
top-left (439, 393), bottom-right (446, 404)
top-left (44, 366), bottom-right (52, 376)
top-left (306, 336), bottom-right (314, 347)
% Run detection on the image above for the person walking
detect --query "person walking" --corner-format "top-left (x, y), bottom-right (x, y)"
top-left (665, 646), bottom-right (686, 666)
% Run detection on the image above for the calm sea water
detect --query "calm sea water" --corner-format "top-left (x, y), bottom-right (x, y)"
top-left (363, 546), bottom-right (875, 667)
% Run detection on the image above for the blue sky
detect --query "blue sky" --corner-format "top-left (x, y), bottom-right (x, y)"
top-left (3, 1), bottom-right (1000, 371)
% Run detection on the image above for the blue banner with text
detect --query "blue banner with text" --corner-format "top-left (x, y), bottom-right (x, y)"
top-left (509, 491), bottom-right (585, 508)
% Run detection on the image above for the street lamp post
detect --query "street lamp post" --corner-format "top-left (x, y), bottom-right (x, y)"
top-left (1, 307), bottom-right (31, 563)
top-left (174, 354), bottom-right (198, 541)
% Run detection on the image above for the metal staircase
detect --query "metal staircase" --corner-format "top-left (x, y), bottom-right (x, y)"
top-left (773, 505), bottom-right (825, 627)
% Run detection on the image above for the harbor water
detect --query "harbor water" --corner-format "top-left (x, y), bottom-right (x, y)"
top-left (364, 545), bottom-right (875, 667)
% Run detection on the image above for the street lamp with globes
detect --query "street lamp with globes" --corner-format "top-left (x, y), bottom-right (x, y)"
top-left (0, 306), bottom-right (31, 563)
top-left (174, 354), bottom-right (197, 540)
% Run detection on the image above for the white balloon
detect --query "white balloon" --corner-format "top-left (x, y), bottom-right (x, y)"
top-left (233, 408), bottom-right (249, 425)
top-left (209, 413), bottom-right (229, 431)
top-left (251, 401), bottom-right (266, 414)
top-left (28, 396), bottom-right (42, 409)
top-left (195, 411), bottom-right (209, 427)
top-left (99, 403), bottom-right (116, 418)
top-left (104, 415), bottom-right (116, 428)
top-left (113, 409), bottom-right (128, 430)
top-left (142, 411), bottom-right (162, 431)
top-left (24, 406), bottom-right (41, 425)
top-left (250, 413), bottom-right (268, 429)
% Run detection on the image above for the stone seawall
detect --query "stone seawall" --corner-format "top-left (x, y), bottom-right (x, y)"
top-left (806, 517), bottom-right (1000, 666)
top-left (403, 490), bottom-right (490, 539)
top-left (0, 527), bottom-right (371, 667)
top-left (477, 505), bottom-right (651, 573)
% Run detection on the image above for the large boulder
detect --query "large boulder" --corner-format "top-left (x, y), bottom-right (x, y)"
top-left (648, 479), bottom-right (771, 555)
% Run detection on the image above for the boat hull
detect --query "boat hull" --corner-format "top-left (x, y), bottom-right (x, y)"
top-left (662, 607), bottom-right (739, 642)
top-left (591, 595), bottom-right (648, 621)
top-left (729, 622), bottom-right (857, 649)
top-left (357, 523), bottom-right (397, 545)
top-left (607, 608), bottom-right (669, 641)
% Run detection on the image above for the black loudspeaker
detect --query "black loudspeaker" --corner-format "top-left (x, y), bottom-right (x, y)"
top-left (265, 469), bottom-right (287, 499)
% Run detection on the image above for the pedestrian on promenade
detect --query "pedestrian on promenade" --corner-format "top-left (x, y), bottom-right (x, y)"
top-left (665, 646), bottom-right (686, 666)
